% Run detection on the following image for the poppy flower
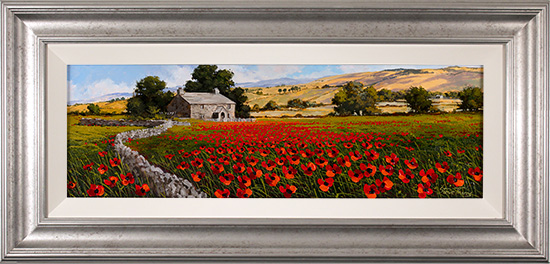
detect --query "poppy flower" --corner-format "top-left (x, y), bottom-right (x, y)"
top-left (348, 169), bottom-right (364, 183)
top-left (365, 150), bottom-right (379, 161)
top-left (237, 188), bottom-right (253, 198)
top-left (457, 149), bottom-right (466, 154)
top-left (300, 149), bottom-right (314, 158)
top-left (177, 161), bottom-right (190, 171)
top-left (83, 162), bottom-right (94, 171)
top-left (301, 162), bottom-right (317, 176)
top-left (337, 156), bottom-right (351, 168)
top-left (343, 142), bottom-right (354, 149)
top-left (191, 149), bottom-right (201, 156)
top-left (232, 162), bottom-right (246, 173)
top-left (417, 182), bottom-right (433, 198)
top-left (326, 148), bottom-right (340, 158)
top-left (135, 184), bottom-right (150, 196)
top-left (215, 148), bottom-right (225, 155)
top-left (405, 146), bottom-right (415, 151)
top-left (360, 163), bottom-right (377, 177)
top-left (443, 150), bottom-right (453, 157)
top-left (87, 184), bottom-right (105, 197)
top-left (349, 151), bottom-right (362, 161)
top-left (404, 158), bottom-right (418, 169)
top-left (98, 151), bottom-right (107, 157)
top-left (279, 184), bottom-right (297, 198)
top-left (326, 142), bottom-right (336, 147)
top-left (468, 167), bottom-right (483, 181)
top-left (316, 142), bottom-right (325, 148)
top-left (265, 173), bottom-right (280, 187)
top-left (207, 155), bottom-right (218, 164)
top-left (261, 160), bottom-right (277, 171)
top-left (420, 169), bottom-right (438, 183)
top-left (259, 149), bottom-right (271, 157)
top-left (178, 149), bottom-right (186, 154)
top-left (398, 169), bottom-right (415, 183)
top-left (287, 148), bottom-right (298, 155)
top-left (164, 154), bottom-right (175, 160)
top-left (435, 162), bottom-right (449, 173)
top-left (363, 184), bottom-right (379, 198)
top-left (374, 142), bottom-right (386, 148)
top-left (314, 148), bottom-right (324, 156)
top-left (109, 157), bottom-right (121, 167)
top-left (219, 173), bottom-right (235, 185)
top-left (98, 164), bottom-right (108, 174)
top-left (379, 165), bottom-right (394, 176)
top-left (191, 158), bottom-right (204, 168)
top-left (315, 157), bottom-right (328, 168)
top-left (275, 147), bottom-right (287, 155)
top-left (215, 189), bottom-right (230, 198)
top-left (275, 157), bottom-right (288, 166)
top-left (298, 142), bottom-right (308, 148)
top-left (375, 177), bottom-right (394, 193)
top-left (182, 152), bottom-right (191, 158)
top-left (447, 172), bottom-right (464, 187)
top-left (246, 167), bottom-right (262, 180)
top-left (226, 148), bottom-right (235, 154)
top-left (317, 178), bottom-right (334, 192)
top-left (103, 176), bottom-right (118, 188)
top-left (282, 165), bottom-right (297, 179)
top-left (237, 175), bottom-right (252, 188)
top-left (211, 163), bottom-right (225, 174)
top-left (192, 171), bottom-right (206, 182)
top-left (361, 142), bottom-right (373, 149)
top-left (205, 147), bottom-right (215, 154)
top-left (67, 181), bottom-right (76, 189)
top-left (288, 155), bottom-right (301, 165)
top-left (232, 153), bottom-right (243, 162)
top-left (384, 153), bottom-right (399, 165)
top-left (245, 156), bottom-right (259, 166)
top-left (325, 164), bottom-right (342, 177)
top-left (121, 172), bottom-right (135, 186)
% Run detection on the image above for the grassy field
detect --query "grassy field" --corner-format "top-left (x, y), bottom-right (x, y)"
top-left (67, 100), bottom-right (127, 114)
top-left (125, 113), bottom-right (483, 198)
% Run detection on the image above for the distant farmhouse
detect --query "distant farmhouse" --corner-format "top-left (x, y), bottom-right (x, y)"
top-left (167, 88), bottom-right (236, 120)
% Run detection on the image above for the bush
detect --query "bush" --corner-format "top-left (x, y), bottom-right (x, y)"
top-left (87, 104), bottom-right (101, 115)
top-left (262, 100), bottom-right (279, 111)
top-left (458, 86), bottom-right (483, 111)
top-left (404, 86), bottom-right (432, 113)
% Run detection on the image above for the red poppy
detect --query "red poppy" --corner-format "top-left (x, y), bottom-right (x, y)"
top-left (135, 184), bottom-right (150, 196)
top-left (447, 172), bottom-right (464, 187)
top-left (121, 172), bottom-right (135, 186)
top-left (360, 163), bottom-right (377, 177)
top-left (259, 149), bottom-right (270, 157)
top-left (219, 173), bottom-right (235, 185)
top-left (288, 155), bottom-right (301, 165)
top-left (301, 162), bottom-right (317, 176)
top-left (237, 188), bottom-right (253, 198)
top-left (287, 147), bottom-right (298, 155)
top-left (337, 156), bottom-right (351, 168)
top-left (457, 149), bottom-right (466, 154)
top-left (363, 184), bottom-right (379, 198)
top-left (405, 146), bottom-right (415, 151)
top-left (435, 162), bottom-right (449, 173)
top-left (314, 148), bottom-right (324, 156)
top-left (347, 169), bottom-right (364, 183)
top-left (275, 147), bottom-right (287, 155)
top-left (404, 158), bottom-right (418, 169)
top-left (191, 149), bottom-right (201, 156)
top-left (246, 167), bottom-right (263, 180)
top-left (300, 149), bottom-right (314, 158)
top-left (205, 147), bottom-right (215, 154)
top-left (215, 189), bottom-right (230, 198)
top-left (379, 165), bottom-right (394, 176)
top-left (232, 162), bottom-right (246, 173)
top-left (468, 167), bottom-right (483, 181)
top-left (365, 150), bottom-right (379, 161)
top-left (398, 169), bottom-right (415, 183)
top-left (191, 158), bottom-right (204, 168)
top-left (192, 171), bottom-right (206, 182)
top-left (315, 157), bottom-right (328, 168)
top-left (245, 156), bottom-right (259, 166)
top-left (211, 163), bottom-right (225, 174)
top-left (165, 154), bottom-right (175, 160)
top-left (443, 150), bottom-right (453, 157)
top-left (374, 142), bottom-right (385, 148)
top-left (420, 169), bottom-right (438, 183)
top-left (279, 184), bottom-right (297, 198)
top-left (83, 162), bottom-right (94, 171)
top-left (178, 149), bottom-right (186, 154)
top-left (177, 161), bottom-right (190, 170)
top-left (317, 178), bottom-right (334, 192)
top-left (343, 142), bottom-right (354, 149)
top-left (417, 182), bottom-right (433, 198)
top-left (109, 157), bottom-right (121, 167)
top-left (265, 173), bottom-right (280, 187)
top-left (349, 151), bottom-right (362, 161)
top-left (207, 155), bottom-right (218, 164)
top-left (326, 142), bottom-right (336, 147)
top-left (103, 176), bottom-right (118, 188)
top-left (98, 164), bottom-right (108, 175)
top-left (384, 153), bottom-right (399, 165)
top-left (98, 151), bottom-right (107, 157)
top-left (67, 181), bottom-right (76, 189)
top-left (87, 184), bottom-right (105, 197)
top-left (261, 160), bottom-right (277, 171)
top-left (282, 165), bottom-right (297, 179)
top-left (375, 177), bottom-right (394, 193)
top-left (182, 152), bottom-right (191, 158)
top-left (298, 142), bottom-right (308, 149)
top-left (325, 164), bottom-right (342, 177)
top-left (238, 175), bottom-right (252, 188)
top-left (326, 148), bottom-right (340, 158)
top-left (362, 142), bottom-right (373, 149)
top-left (232, 153), bottom-right (243, 162)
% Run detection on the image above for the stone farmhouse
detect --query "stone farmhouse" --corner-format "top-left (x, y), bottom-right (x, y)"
top-left (166, 88), bottom-right (236, 120)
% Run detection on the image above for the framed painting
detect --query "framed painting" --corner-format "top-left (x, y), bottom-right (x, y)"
top-left (1, 0), bottom-right (548, 262)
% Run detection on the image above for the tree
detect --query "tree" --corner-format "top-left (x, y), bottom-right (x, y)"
top-left (127, 76), bottom-right (173, 117)
top-left (87, 103), bottom-right (100, 115)
top-left (458, 86), bottom-right (483, 111)
top-left (287, 98), bottom-right (308, 109)
top-left (283, 88), bottom-right (287, 94)
top-left (331, 82), bottom-right (380, 116)
top-left (262, 100), bottom-right (279, 111)
top-left (251, 104), bottom-right (261, 112)
top-left (278, 88), bottom-right (282, 94)
top-left (404, 86), bottom-right (432, 113)
top-left (184, 65), bottom-right (250, 118)
top-left (377, 88), bottom-right (395, 102)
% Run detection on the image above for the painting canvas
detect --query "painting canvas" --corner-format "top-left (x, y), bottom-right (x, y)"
top-left (67, 64), bottom-right (483, 198)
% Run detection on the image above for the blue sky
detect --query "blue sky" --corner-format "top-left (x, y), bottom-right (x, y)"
top-left (68, 64), bottom-right (463, 102)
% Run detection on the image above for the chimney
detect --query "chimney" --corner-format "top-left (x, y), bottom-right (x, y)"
top-left (177, 88), bottom-right (184, 96)
top-left (214, 88), bottom-right (220, 94)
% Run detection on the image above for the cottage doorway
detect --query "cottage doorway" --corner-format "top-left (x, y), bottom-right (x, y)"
top-left (220, 112), bottom-right (226, 120)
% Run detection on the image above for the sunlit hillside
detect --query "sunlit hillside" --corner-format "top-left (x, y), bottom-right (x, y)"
top-left (67, 100), bottom-right (127, 114)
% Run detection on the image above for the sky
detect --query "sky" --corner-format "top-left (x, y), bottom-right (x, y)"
top-left (67, 64), bottom-right (463, 102)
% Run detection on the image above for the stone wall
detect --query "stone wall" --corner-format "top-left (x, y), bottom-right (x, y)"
top-left (79, 118), bottom-right (189, 127)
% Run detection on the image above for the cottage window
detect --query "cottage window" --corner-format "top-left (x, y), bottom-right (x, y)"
top-left (201, 105), bottom-right (204, 109)
top-left (228, 105), bottom-right (231, 109)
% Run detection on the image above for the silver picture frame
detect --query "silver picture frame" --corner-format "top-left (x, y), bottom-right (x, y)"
top-left (1, 0), bottom-right (548, 262)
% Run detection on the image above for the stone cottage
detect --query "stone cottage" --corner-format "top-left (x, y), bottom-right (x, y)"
top-left (167, 88), bottom-right (236, 120)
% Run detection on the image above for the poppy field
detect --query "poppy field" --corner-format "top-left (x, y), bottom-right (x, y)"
top-left (122, 113), bottom-right (483, 198)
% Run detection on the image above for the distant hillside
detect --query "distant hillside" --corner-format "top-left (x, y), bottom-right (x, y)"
top-left (237, 77), bottom-right (317, 88)
top-left (67, 100), bottom-right (128, 114)
top-left (245, 66), bottom-right (482, 107)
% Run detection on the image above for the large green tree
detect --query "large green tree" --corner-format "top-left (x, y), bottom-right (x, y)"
top-left (404, 86), bottom-right (433, 113)
top-left (458, 86), bottom-right (483, 111)
top-left (184, 65), bottom-right (250, 118)
top-left (127, 76), bottom-right (173, 117)
top-left (332, 82), bottom-right (380, 116)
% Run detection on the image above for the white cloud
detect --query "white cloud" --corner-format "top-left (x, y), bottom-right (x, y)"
top-left (161, 65), bottom-right (195, 87)
top-left (221, 65), bottom-right (305, 83)
top-left (338, 65), bottom-right (380, 74)
top-left (68, 78), bottom-right (133, 102)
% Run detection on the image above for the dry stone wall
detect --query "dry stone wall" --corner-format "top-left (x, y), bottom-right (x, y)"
top-left (80, 118), bottom-right (167, 127)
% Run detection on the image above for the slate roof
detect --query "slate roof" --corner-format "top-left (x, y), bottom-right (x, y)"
top-left (179, 92), bottom-right (235, 105)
